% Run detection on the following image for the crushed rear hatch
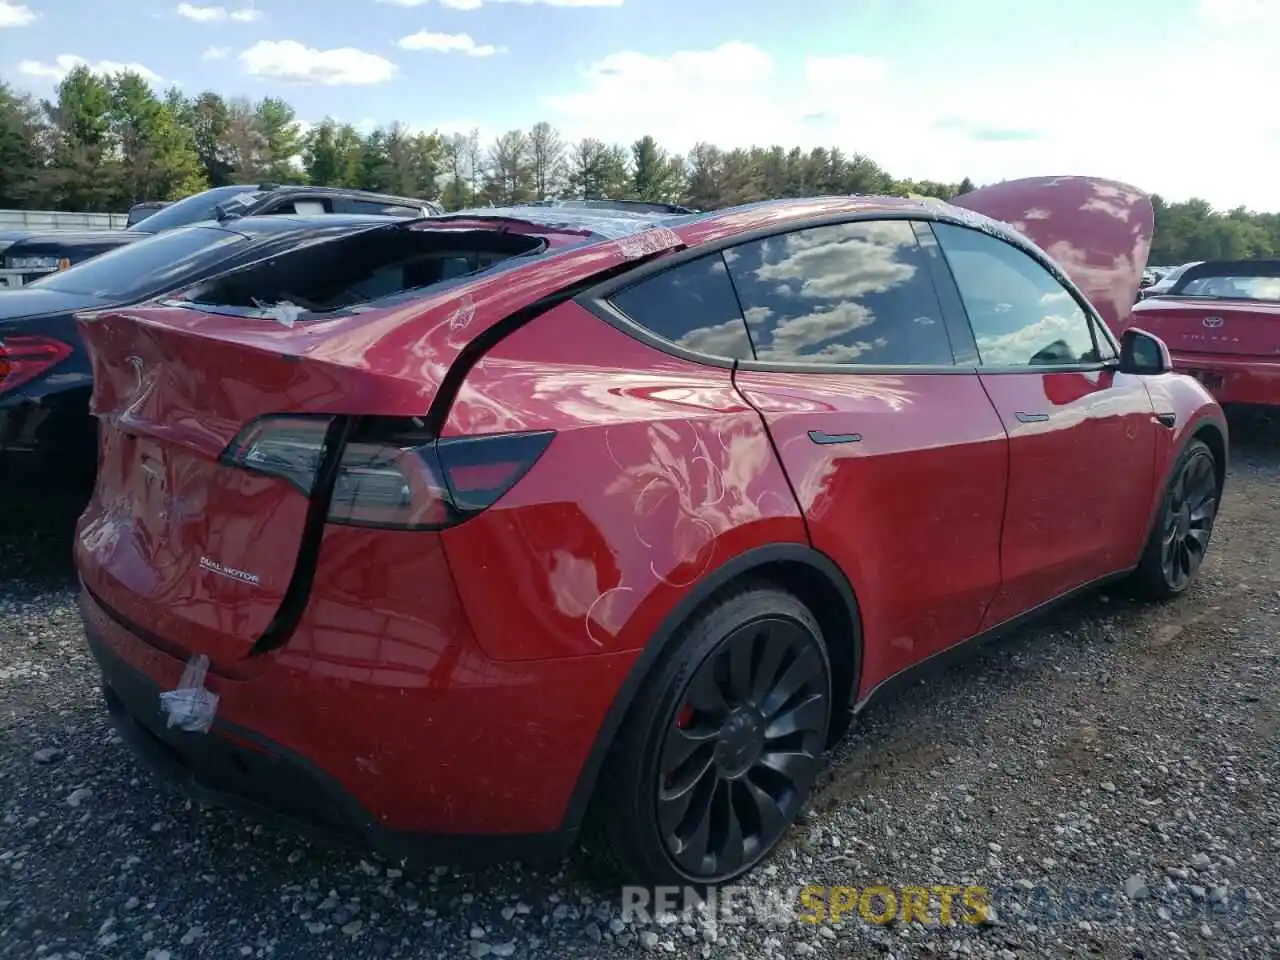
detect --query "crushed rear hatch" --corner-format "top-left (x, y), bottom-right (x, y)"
top-left (74, 218), bottom-right (685, 668)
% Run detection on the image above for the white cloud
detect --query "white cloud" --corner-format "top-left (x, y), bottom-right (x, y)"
top-left (375, 0), bottom-right (619, 8)
top-left (542, 39), bottom-right (1280, 210)
top-left (176, 3), bottom-right (263, 22)
top-left (240, 39), bottom-right (397, 85)
top-left (19, 54), bottom-right (163, 84)
top-left (1197, 0), bottom-right (1280, 27)
top-left (398, 30), bottom-right (498, 56)
top-left (177, 3), bottom-right (224, 20)
top-left (202, 45), bottom-right (231, 60)
top-left (0, 1), bottom-right (35, 27)
top-left (803, 54), bottom-right (888, 90)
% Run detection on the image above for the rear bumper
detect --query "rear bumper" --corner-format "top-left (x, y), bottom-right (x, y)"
top-left (90, 625), bottom-right (571, 866)
top-left (1169, 352), bottom-right (1280, 408)
top-left (79, 579), bottom-right (639, 865)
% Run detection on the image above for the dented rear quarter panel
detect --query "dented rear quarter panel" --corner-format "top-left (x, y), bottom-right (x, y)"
top-left (437, 302), bottom-right (808, 663)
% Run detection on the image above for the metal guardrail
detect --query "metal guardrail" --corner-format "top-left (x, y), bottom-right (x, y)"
top-left (0, 268), bottom-right (44, 289)
top-left (0, 209), bottom-right (128, 230)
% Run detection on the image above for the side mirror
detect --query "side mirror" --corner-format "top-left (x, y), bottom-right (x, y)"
top-left (1118, 327), bottom-right (1173, 375)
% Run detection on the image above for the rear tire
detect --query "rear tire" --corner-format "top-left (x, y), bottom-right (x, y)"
top-left (1132, 438), bottom-right (1219, 600)
top-left (582, 584), bottom-right (832, 888)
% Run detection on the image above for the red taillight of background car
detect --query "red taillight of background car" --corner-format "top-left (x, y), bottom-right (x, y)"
top-left (220, 415), bottom-right (554, 530)
top-left (0, 335), bottom-right (74, 395)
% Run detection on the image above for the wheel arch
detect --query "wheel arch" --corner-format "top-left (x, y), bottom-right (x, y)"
top-left (561, 541), bottom-right (863, 833)
top-left (1190, 416), bottom-right (1228, 496)
top-left (1141, 409), bottom-right (1229, 549)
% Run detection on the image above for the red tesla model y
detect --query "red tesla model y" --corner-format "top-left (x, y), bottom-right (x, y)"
top-left (74, 176), bottom-right (1227, 886)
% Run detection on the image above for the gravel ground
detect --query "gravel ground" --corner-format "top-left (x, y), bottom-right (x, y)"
top-left (2, 413), bottom-right (1278, 960)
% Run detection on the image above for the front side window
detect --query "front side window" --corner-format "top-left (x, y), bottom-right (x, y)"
top-left (721, 220), bottom-right (954, 365)
top-left (608, 252), bottom-right (754, 360)
top-left (933, 221), bottom-right (1102, 367)
top-left (345, 200), bottom-right (426, 218)
top-left (129, 186), bottom-right (263, 233)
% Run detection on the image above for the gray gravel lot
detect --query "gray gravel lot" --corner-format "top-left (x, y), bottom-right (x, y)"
top-left (2, 414), bottom-right (1278, 960)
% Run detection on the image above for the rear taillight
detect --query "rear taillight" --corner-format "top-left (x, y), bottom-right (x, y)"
top-left (221, 416), bottom-right (554, 530)
top-left (0, 336), bottom-right (73, 394)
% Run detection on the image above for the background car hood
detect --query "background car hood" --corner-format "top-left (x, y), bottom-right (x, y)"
top-left (952, 176), bottom-right (1154, 331)
top-left (5, 231), bottom-right (143, 257)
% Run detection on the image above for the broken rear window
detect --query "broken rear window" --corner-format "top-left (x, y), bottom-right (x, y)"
top-left (177, 224), bottom-right (547, 321)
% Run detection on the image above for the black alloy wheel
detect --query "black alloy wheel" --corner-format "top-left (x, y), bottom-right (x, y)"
top-left (1135, 438), bottom-right (1219, 599)
top-left (1159, 443), bottom-right (1218, 590)
top-left (583, 585), bottom-right (833, 887)
top-left (656, 617), bottom-right (830, 878)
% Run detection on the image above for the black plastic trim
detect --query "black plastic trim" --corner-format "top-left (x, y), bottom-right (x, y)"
top-left (1156, 412), bottom-right (1177, 428)
top-left (851, 569), bottom-right (1134, 714)
top-left (911, 219), bottom-right (979, 366)
top-left (737, 358), bottom-right (972, 376)
top-left (808, 430), bottom-right (862, 445)
top-left (560, 542), bottom-right (863, 831)
top-left (976, 362), bottom-right (1114, 375)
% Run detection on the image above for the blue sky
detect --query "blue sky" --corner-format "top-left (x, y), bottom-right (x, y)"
top-left (2, 0), bottom-right (1278, 209)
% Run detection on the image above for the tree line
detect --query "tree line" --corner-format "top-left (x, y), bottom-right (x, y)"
top-left (2, 67), bottom-right (1277, 265)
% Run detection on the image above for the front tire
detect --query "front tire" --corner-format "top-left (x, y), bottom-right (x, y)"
top-left (1133, 438), bottom-right (1219, 599)
top-left (583, 585), bottom-right (832, 887)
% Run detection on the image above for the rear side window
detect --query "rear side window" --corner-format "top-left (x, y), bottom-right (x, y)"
top-left (608, 253), bottom-right (754, 360)
top-left (722, 220), bottom-right (954, 365)
top-left (343, 200), bottom-right (426, 218)
top-left (30, 226), bottom-right (248, 301)
top-left (933, 222), bottom-right (1102, 367)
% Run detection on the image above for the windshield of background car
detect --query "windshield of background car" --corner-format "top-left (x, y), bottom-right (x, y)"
top-left (1171, 271), bottom-right (1280, 301)
top-left (126, 185), bottom-right (264, 233)
top-left (28, 226), bottom-right (250, 301)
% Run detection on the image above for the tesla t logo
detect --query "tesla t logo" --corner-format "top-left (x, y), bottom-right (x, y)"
top-left (127, 355), bottom-right (144, 393)
top-left (1202, 316), bottom-right (1224, 329)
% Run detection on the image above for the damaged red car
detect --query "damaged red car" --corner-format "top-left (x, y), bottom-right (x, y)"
top-left (75, 176), bottom-right (1227, 887)
top-left (1127, 258), bottom-right (1280, 410)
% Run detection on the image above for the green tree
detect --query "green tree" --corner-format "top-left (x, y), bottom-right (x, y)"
top-left (483, 129), bottom-right (535, 205)
top-left (0, 83), bottom-right (47, 207)
top-left (304, 118), bottom-right (362, 188)
top-left (528, 121), bottom-right (565, 200)
top-left (254, 96), bottom-right (302, 182)
top-left (178, 92), bottom-right (235, 187)
top-left (109, 72), bottom-right (206, 202)
top-left (3, 69), bottom-right (1279, 254)
top-left (41, 66), bottom-right (122, 211)
top-left (631, 135), bottom-right (683, 203)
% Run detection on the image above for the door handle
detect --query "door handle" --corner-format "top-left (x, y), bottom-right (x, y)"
top-left (1155, 412), bottom-right (1177, 428)
top-left (1014, 411), bottom-right (1050, 423)
top-left (808, 430), bottom-right (863, 445)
